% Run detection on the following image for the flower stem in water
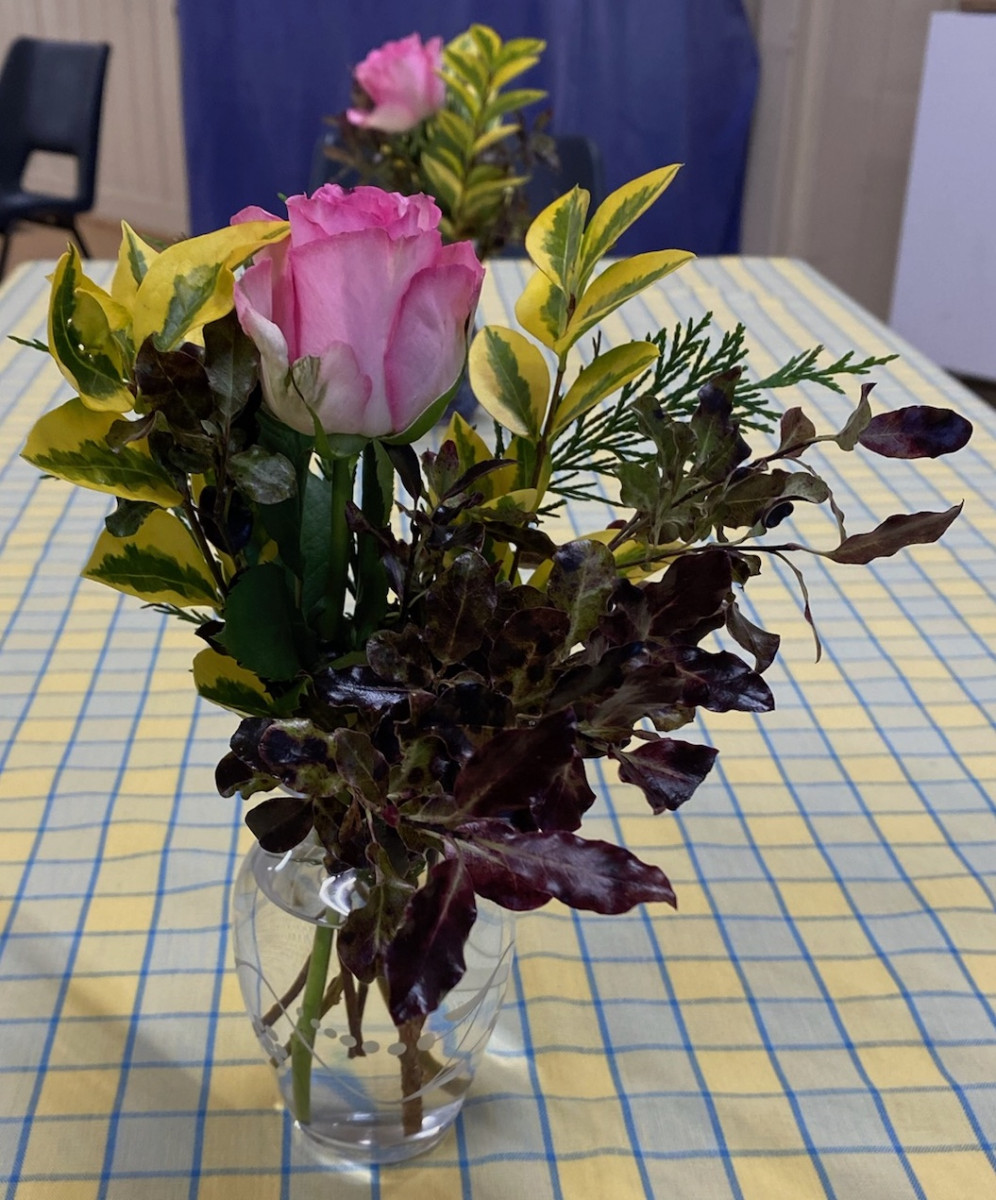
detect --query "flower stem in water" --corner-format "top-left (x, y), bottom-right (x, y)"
top-left (291, 922), bottom-right (334, 1124)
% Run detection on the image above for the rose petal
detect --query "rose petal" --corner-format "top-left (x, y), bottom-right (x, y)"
top-left (384, 259), bottom-right (484, 431)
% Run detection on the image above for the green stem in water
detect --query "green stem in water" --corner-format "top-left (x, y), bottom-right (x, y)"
top-left (291, 922), bottom-right (334, 1125)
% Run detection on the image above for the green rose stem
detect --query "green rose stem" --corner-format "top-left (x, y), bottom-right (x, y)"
top-left (324, 455), bottom-right (356, 645)
top-left (354, 442), bottom-right (390, 639)
top-left (291, 921), bottom-right (335, 1124)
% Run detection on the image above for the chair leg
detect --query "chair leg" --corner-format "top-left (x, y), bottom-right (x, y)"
top-left (70, 221), bottom-right (91, 260)
top-left (0, 234), bottom-right (10, 281)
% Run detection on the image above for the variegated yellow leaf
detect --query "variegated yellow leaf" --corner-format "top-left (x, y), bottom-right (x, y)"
top-left (578, 165), bottom-right (682, 284)
top-left (472, 123), bottom-right (520, 155)
top-left (469, 24), bottom-right (501, 63)
top-left (131, 220), bottom-right (288, 352)
top-left (83, 508), bottom-right (220, 607)
top-left (48, 248), bottom-right (133, 413)
top-left (524, 188), bottom-right (589, 295)
top-left (440, 411), bottom-right (516, 500)
top-left (421, 153), bottom-right (463, 210)
top-left (110, 221), bottom-right (159, 310)
top-left (21, 398), bottom-right (182, 505)
top-left (192, 647), bottom-right (275, 716)
top-left (514, 268), bottom-right (569, 350)
top-left (468, 326), bottom-right (550, 438)
top-left (489, 55), bottom-right (541, 90)
top-left (558, 250), bottom-right (694, 352)
top-left (553, 342), bottom-right (661, 433)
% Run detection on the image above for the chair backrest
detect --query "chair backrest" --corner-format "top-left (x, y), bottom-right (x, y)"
top-left (526, 135), bottom-right (605, 215)
top-left (0, 37), bottom-right (110, 204)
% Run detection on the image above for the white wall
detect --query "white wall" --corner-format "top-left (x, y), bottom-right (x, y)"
top-left (741, 0), bottom-right (958, 318)
top-left (0, 0), bottom-right (189, 235)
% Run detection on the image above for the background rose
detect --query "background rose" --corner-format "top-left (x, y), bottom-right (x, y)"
top-left (232, 185), bottom-right (484, 439)
top-left (346, 33), bottom-right (445, 135)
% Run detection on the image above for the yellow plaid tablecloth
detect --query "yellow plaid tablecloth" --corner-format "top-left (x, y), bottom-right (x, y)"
top-left (0, 258), bottom-right (993, 1200)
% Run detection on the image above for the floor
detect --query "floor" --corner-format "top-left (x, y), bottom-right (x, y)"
top-left (5, 217), bottom-right (996, 413)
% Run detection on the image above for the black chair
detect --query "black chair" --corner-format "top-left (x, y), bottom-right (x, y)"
top-left (525, 134), bottom-right (605, 215)
top-left (0, 38), bottom-right (111, 278)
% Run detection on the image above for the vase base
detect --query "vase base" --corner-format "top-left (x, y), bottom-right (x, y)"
top-left (294, 1099), bottom-right (463, 1165)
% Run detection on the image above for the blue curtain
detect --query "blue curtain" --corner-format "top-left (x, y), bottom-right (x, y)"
top-left (176, 1), bottom-right (757, 255)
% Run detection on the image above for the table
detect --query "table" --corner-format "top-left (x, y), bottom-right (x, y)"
top-left (0, 257), bottom-right (993, 1200)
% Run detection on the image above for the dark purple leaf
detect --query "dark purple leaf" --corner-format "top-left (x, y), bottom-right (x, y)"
top-left (530, 753), bottom-right (597, 832)
top-left (857, 406), bottom-right (973, 458)
top-left (215, 751), bottom-right (277, 799)
top-left (385, 858), bottom-right (478, 1023)
top-left (337, 879), bottom-right (412, 984)
top-left (548, 539), bottom-right (619, 646)
top-left (383, 442), bottom-right (422, 501)
top-left (244, 794), bottom-right (314, 853)
top-left (490, 606), bottom-right (570, 708)
top-left (827, 504), bottom-right (963, 564)
top-left (456, 821), bottom-right (677, 914)
top-left (314, 665), bottom-right (411, 713)
top-left (725, 602), bottom-right (781, 672)
top-left (778, 407), bottom-right (817, 458)
top-left (613, 739), bottom-right (718, 813)
top-left (670, 645), bottom-right (775, 713)
top-left (836, 383), bottom-right (875, 450)
top-left (424, 551), bottom-right (497, 665)
top-left (330, 729), bottom-right (389, 808)
top-left (645, 550), bottom-right (733, 639)
top-left (453, 709), bottom-right (578, 821)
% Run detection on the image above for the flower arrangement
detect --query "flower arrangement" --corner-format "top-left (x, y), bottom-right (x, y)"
top-left (322, 25), bottom-right (550, 256)
top-left (19, 168), bottom-right (971, 1142)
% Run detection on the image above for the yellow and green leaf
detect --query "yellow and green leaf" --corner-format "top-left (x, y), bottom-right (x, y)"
top-left (21, 398), bottom-right (183, 505)
top-left (578, 165), bottom-right (682, 284)
top-left (553, 342), bottom-right (661, 433)
top-left (489, 55), bottom-right (542, 91)
top-left (468, 24), bottom-right (502, 63)
top-left (514, 269), bottom-right (569, 349)
top-left (83, 508), bottom-right (219, 607)
top-left (525, 188), bottom-right (589, 297)
top-left (440, 411), bottom-right (516, 500)
top-left (558, 249), bottom-right (694, 352)
top-left (192, 647), bottom-right (276, 716)
top-left (110, 221), bottom-right (159, 310)
top-left (472, 123), bottom-right (520, 156)
top-left (131, 220), bottom-right (288, 352)
top-left (48, 248), bottom-right (133, 413)
top-left (421, 153), bottom-right (463, 211)
top-left (483, 88), bottom-right (546, 123)
top-left (468, 326), bottom-right (550, 438)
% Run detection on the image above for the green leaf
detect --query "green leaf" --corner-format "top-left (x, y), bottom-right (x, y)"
top-left (154, 263), bottom-right (224, 351)
top-left (229, 447), bottom-right (297, 505)
top-left (560, 250), bottom-right (694, 352)
top-left (468, 325), bottom-right (550, 437)
top-left (104, 498), bottom-right (157, 537)
top-left (578, 165), bottom-right (682, 284)
top-left (554, 342), bottom-right (660, 432)
top-left (221, 563), bottom-right (303, 680)
top-left (525, 187), bottom-right (589, 297)
top-left (83, 509), bottom-right (219, 607)
top-left (22, 398), bottom-right (182, 505)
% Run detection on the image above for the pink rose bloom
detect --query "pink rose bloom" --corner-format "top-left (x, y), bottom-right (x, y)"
top-left (232, 185), bottom-right (484, 439)
top-left (346, 33), bottom-right (446, 134)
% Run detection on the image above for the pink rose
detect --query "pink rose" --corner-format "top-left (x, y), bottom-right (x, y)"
top-left (232, 185), bottom-right (484, 439)
top-left (346, 33), bottom-right (446, 134)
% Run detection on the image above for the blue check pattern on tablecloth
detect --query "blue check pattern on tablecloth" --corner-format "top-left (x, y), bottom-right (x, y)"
top-left (0, 258), bottom-right (993, 1200)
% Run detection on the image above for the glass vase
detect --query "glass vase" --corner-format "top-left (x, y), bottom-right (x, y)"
top-left (231, 837), bottom-right (515, 1165)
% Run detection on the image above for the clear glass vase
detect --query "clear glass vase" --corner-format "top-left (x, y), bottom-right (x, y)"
top-left (231, 837), bottom-right (515, 1165)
